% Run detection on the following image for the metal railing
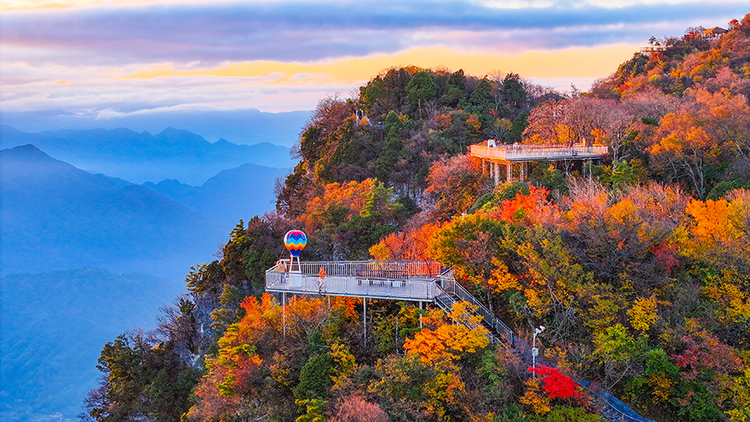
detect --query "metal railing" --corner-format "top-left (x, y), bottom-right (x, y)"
top-left (578, 380), bottom-right (657, 422)
top-left (265, 267), bottom-right (439, 301)
top-left (271, 259), bottom-right (443, 278)
top-left (265, 261), bottom-right (513, 343)
top-left (470, 143), bottom-right (609, 161)
top-left (435, 271), bottom-right (514, 345)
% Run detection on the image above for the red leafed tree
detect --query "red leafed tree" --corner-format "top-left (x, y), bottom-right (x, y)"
top-left (329, 395), bottom-right (389, 422)
top-left (424, 154), bottom-right (488, 222)
top-left (650, 244), bottom-right (679, 275)
top-left (528, 365), bottom-right (582, 399)
top-left (485, 185), bottom-right (557, 225)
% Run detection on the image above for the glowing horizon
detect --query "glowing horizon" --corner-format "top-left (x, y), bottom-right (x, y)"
top-left (1, 0), bottom-right (746, 116)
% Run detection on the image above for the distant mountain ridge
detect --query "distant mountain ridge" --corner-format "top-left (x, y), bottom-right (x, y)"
top-left (0, 108), bottom-right (310, 148)
top-left (0, 143), bottom-right (291, 420)
top-left (0, 125), bottom-right (295, 185)
top-left (142, 162), bottom-right (289, 225)
top-left (0, 144), bottom-right (228, 278)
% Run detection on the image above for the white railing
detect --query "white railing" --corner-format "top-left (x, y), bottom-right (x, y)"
top-left (437, 274), bottom-right (514, 344)
top-left (470, 143), bottom-right (608, 161)
top-left (265, 271), bottom-right (439, 301)
top-left (271, 259), bottom-right (444, 278)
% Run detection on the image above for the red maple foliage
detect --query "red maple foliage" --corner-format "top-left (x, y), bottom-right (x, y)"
top-left (528, 365), bottom-right (582, 399)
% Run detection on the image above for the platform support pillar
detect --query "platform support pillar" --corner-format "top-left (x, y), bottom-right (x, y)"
top-left (363, 298), bottom-right (367, 348)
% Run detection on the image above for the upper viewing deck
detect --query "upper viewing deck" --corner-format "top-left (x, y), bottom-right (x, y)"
top-left (470, 141), bottom-right (609, 163)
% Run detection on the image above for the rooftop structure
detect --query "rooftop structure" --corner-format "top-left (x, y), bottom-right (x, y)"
top-left (703, 27), bottom-right (728, 39)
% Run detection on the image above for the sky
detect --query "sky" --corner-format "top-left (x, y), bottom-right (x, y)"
top-left (1, 0), bottom-right (748, 119)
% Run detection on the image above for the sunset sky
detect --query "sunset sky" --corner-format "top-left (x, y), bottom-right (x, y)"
top-left (1, 0), bottom-right (747, 119)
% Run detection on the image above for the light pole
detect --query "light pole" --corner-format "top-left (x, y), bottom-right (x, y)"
top-left (532, 325), bottom-right (545, 378)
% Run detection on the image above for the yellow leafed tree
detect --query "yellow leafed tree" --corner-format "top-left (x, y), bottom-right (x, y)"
top-left (404, 302), bottom-right (490, 363)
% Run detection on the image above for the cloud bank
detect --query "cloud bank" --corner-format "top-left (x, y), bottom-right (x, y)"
top-left (1, 0), bottom-right (746, 116)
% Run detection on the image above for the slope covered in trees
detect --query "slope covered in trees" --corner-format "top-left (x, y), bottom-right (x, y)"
top-left (85, 14), bottom-right (750, 422)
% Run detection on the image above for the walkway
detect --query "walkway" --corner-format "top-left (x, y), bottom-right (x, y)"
top-left (265, 259), bottom-right (655, 422)
top-left (469, 141), bottom-right (609, 184)
top-left (266, 259), bottom-right (443, 302)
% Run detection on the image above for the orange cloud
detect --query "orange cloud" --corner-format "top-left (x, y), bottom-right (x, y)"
top-left (118, 44), bottom-right (636, 85)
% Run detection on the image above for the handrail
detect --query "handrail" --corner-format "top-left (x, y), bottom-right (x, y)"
top-left (470, 143), bottom-right (608, 161)
top-left (265, 260), bottom-right (651, 422)
top-left (265, 270), bottom-right (439, 301)
top-left (433, 284), bottom-right (488, 334)
top-left (578, 380), bottom-right (657, 422)
top-left (436, 271), bottom-right (514, 344)
top-left (269, 259), bottom-right (443, 278)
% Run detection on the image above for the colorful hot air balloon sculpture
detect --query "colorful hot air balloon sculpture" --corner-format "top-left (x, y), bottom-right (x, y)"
top-left (284, 230), bottom-right (307, 272)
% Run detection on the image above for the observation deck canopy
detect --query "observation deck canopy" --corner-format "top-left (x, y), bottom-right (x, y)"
top-left (265, 259), bottom-right (445, 301)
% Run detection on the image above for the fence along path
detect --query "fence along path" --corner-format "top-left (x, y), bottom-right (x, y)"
top-left (265, 260), bottom-right (656, 422)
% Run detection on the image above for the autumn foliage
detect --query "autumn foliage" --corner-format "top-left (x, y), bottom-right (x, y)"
top-left (88, 16), bottom-right (750, 422)
top-left (404, 302), bottom-right (490, 363)
top-left (528, 365), bottom-right (582, 400)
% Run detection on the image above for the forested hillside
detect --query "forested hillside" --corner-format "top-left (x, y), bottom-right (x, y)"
top-left (84, 14), bottom-right (750, 422)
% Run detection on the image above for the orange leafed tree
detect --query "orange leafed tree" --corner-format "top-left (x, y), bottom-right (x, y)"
top-left (685, 197), bottom-right (743, 242)
top-left (484, 185), bottom-right (559, 226)
top-left (680, 190), bottom-right (750, 270)
top-left (404, 302), bottom-right (490, 363)
top-left (648, 109), bottom-right (720, 200)
top-left (303, 179), bottom-right (378, 230)
top-left (369, 219), bottom-right (442, 261)
top-left (188, 294), bottom-right (333, 421)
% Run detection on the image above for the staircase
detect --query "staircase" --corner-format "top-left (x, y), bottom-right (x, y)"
top-left (433, 269), bottom-right (514, 345)
top-left (266, 261), bottom-right (655, 421)
top-left (433, 269), bottom-right (656, 422)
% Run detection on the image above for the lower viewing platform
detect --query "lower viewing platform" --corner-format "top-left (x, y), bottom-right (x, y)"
top-left (265, 259), bottom-right (444, 301)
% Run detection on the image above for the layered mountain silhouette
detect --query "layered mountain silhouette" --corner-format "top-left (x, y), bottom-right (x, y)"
top-left (0, 108), bottom-right (309, 148)
top-left (142, 162), bottom-right (288, 226)
top-left (0, 125), bottom-right (294, 185)
top-left (1, 134), bottom-right (293, 420)
top-left (1, 144), bottom-right (227, 277)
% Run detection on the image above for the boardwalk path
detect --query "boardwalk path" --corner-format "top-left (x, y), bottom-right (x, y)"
top-left (266, 260), bottom-right (655, 422)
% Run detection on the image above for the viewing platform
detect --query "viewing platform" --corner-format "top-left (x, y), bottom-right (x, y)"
top-left (265, 259), bottom-right (514, 343)
top-left (265, 259), bottom-right (444, 301)
top-left (265, 257), bottom-right (654, 421)
top-left (470, 141), bottom-right (608, 184)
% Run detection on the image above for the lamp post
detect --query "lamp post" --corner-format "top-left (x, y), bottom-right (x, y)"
top-left (532, 325), bottom-right (545, 378)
